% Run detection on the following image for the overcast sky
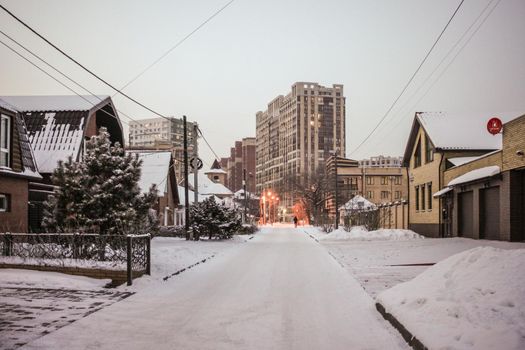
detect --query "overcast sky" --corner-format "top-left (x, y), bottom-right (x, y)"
top-left (1, 0), bottom-right (524, 165)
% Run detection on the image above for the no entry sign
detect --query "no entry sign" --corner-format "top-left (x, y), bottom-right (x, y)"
top-left (487, 117), bottom-right (502, 135)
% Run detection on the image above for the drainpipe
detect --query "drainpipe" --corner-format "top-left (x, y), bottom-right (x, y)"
top-left (438, 150), bottom-right (444, 238)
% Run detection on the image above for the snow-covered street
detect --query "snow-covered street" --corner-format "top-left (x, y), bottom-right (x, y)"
top-left (20, 226), bottom-right (407, 350)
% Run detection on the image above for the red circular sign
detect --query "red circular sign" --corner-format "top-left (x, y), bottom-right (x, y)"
top-left (487, 117), bottom-right (502, 135)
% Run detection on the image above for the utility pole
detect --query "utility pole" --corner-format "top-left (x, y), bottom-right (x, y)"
top-left (193, 124), bottom-right (199, 205)
top-left (334, 151), bottom-right (339, 230)
top-left (183, 115), bottom-right (190, 240)
top-left (243, 169), bottom-right (247, 223)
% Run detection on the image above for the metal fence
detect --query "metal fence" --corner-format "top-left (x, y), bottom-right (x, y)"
top-left (0, 233), bottom-right (150, 286)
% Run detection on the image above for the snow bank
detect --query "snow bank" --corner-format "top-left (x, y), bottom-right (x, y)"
top-left (0, 268), bottom-right (110, 290)
top-left (377, 247), bottom-right (525, 350)
top-left (319, 227), bottom-right (423, 241)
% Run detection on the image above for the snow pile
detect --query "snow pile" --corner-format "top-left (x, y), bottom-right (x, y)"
top-left (320, 227), bottom-right (423, 241)
top-left (448, 165), bottom-right (500, 186)
top-left (377, 247), bottom-right (525, 350)
top-left (0, 268), bottom-right (109, 290)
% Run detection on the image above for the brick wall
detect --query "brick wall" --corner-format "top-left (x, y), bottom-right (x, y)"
top-left (444, 151), bottom-right (503, 185)
top-left (0, 176), bottom-right (29, 232)
top-left (502, 114), bottom-right (525, 171)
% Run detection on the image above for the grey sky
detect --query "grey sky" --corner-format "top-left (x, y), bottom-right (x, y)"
top-left (1, 0), bottom-right (524, 165)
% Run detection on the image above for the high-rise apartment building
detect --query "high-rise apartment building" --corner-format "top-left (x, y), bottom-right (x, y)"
top-left (128, 117), bottom-right (197, 180)
top-left (256, 82), bottom-right (346, 211)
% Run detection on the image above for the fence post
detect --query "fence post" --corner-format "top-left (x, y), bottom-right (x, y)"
top-left (146, 234), bottom-right (151, 275)
top-left (5, 233), bottom-right (13, 256)
top-left (126, 235), bottom-right (132, 286)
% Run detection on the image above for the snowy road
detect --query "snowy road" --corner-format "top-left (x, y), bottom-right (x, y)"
top-left (22, 226), bottom-right (407, 350)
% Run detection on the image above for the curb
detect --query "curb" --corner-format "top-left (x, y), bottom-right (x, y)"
top-left (375, 302), bottom-right (428, 350)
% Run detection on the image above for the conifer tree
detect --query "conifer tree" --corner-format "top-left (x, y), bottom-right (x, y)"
top-left (43, 127), bottom-right (158, 235)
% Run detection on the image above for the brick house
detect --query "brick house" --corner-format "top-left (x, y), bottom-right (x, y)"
top-left (0, 95), bottom-right (124, 231)
top-left (438, 113), bottom-right (525, 241)
top-left (402, 112), bottom-right (522, 238)
top-left (0, 101), bottom-right (42, 232)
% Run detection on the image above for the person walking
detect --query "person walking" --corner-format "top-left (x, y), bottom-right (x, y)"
top-left (293, 216), bottom-right (298, 228)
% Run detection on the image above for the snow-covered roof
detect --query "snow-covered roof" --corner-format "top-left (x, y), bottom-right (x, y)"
top-left (177, 185), bottom-right (211, 205)
top-left (418, 112), bottom-right (519, 150)
top-left (130, 151), bottom-right (172, 195)
top-left (447, 156), bottom-right (483, 167)
top-left (447, 166), bottom-right (500, 187)
top-left (403, 111), bottom-right (523, 166)
top-left (205, 168), bottom-right (227, 174)
top-left (433, 187), bottom-right (452, 198)
top-left (188, 173), bottom-right (233, 196)
top-left (233, 189), bottom-right (259, 200)
top-left (0, 95), bottom-right (111, 112)
top-left (339, 195), bottom-right (377, 211)
top-left (25, 112), bottom-right (86, 173)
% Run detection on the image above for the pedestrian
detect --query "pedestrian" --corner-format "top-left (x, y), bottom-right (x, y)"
top-left (293, 216), bottom-right (298, 228)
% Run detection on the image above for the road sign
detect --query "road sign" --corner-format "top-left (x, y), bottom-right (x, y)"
top-left (190, 157), bottom-right (203, 170)
top-left (487, 117), bottom-right (502, 135)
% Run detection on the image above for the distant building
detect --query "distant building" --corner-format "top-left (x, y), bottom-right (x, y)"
top-left (359, 155), bottom-right (402, 168)
top-left (255, 82), bottom-right (346, 215)
top-left (223, 138), bottom-right (255, 193)
top-left (128, 117), bottom-right (197, 181)
top-left (326, 156), bottom-right (407, 216)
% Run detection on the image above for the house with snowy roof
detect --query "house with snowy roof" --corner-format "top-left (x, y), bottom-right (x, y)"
top-left (402, 111), bottom-right (524, 239)
top-left (128, 151), bottom-right (180, 226)
top-left (0, 95), bottom-right (124, 231)
top-left (0, 101), bottom-right (42, 232)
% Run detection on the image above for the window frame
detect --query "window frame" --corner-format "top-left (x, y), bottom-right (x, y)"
top-left (0, 193), bottom-right (9, 212)
top-left (415, 186), bottom-right (420, 211)
top-left (427, 182), bottom-right (433, 210)
top-left (0, 114), bottom-right (11, 168)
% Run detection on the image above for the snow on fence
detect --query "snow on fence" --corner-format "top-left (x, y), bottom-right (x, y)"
top-left (0, 233), bottom-right (151, 286)
top-left (342, 201), bottom-right (408, 231)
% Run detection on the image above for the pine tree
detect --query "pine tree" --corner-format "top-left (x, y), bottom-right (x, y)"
top-left (190, 197), bottom-right (242, 240)
top-left (43, 127), bottom-right (158, 235)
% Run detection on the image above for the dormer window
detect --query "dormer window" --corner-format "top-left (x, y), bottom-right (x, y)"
top-left (0, 114), bottom-right (11, 168)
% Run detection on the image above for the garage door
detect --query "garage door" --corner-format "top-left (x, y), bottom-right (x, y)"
top-left (480, 186), bottom-right (500, 240)
top-left (458, 191), bottom-right (473, 238)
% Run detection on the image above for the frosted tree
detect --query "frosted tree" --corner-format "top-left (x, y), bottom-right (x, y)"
top-left (43, 127), bottom-right (158, 235)
top-left (190, 197), bottom-right (241, 240)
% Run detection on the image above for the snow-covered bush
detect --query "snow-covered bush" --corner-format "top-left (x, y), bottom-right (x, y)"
top-left (190, 197), bottom-right (242, 240)
top-left (237, 223), bottom-right (258, 235)
top-left (42, 128), bottom-right (159, 235)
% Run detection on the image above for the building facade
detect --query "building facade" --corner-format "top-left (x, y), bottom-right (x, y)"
top-left (359, 155), bottom-right (402, 168)
top-left (224, 138), bottom-right (255, 193)
top-left (128, 117), bottom-right (197, 181)
top-left (255, 82), bottom-right (345, 213)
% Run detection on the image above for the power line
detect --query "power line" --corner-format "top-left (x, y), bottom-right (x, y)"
top-left (0, 28), bottom-right (141, 126)
top-left (197, 126), bottom-right (221, 161)
top-left (0, 36), bottom-right (132, 127)
top-left (0, 3), bottom-right (171, 121)
top-left (368, 0), bottom-right (498, 149)
top-left (348, 0), bottom-right (465, 156)
top-left (116, 0), bottom-right (236, 93)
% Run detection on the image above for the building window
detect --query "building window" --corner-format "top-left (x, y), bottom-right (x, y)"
top-left (427, 182), bottom-right (432, 210)
top-left (381, 191), bottom-right (389, 199)
top-left (395, 191), bottom-right (401, 199)
top-left (421, 184), bottom-right (426, 210)
top-left (0, 114), bottom-right (11, 168)
top-left (415, 186), bottom-right (420, 211)
top-left (381, 176), bottom-right (387, 185)
top-left (414, 137), bottom-right (422, 168)
top-left (366, 191), bottom-right (373, 199)
top-left (366, 177), bottom-right (374, 185)
top-left (425, 136), bottom-right (434, 163)
top-left (0, 193), bottom-right (9, 212)
top-left (394, 176), bottom-right (402, 185)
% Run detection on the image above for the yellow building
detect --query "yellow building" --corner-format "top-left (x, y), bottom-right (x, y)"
top-left (402, 112), bottom-right (522, 238)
